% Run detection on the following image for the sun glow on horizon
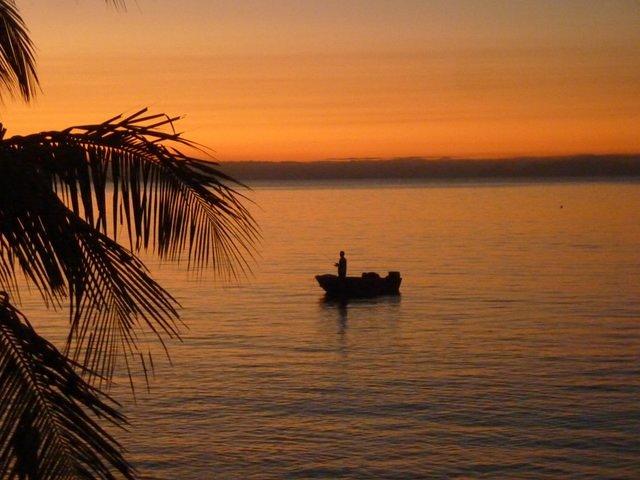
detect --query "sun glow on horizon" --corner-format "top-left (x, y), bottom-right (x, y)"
top-left (2, 1), bottom-right (639, 161)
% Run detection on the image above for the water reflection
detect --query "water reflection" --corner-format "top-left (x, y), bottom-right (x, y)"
top-left (319, 294), bottom-right (402, 308)
top-left (319, 294), bottom-right (402, 335)
top-left (29, 182), bottom-right (640, 479)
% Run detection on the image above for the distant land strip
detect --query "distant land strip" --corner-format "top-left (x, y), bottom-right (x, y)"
top-left (217, 155), bottom-right (640, 182)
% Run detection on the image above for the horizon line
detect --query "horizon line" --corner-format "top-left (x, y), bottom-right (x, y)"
top-left (215, 153), bottom-right (640, 164)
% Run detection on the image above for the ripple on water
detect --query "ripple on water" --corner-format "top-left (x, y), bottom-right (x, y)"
top-left (27, 182), bottom-right (640, 478)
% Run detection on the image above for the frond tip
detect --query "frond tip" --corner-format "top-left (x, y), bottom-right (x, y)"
top-left (0, 295), bottom-right (136, 479)
top-left (0, 0), bottom-right (39, 101)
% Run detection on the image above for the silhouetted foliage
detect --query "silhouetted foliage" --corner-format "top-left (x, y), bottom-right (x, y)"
top-left (0, 1), bottom-right (257, 478)
top-left (0, 294), bottom-right (135, 479)
top-left (0, 109), bottom-right (258, 388)
top-left (0, 0), bottom-right (38, 102)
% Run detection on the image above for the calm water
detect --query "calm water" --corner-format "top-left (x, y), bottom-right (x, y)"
top-left (28, 180), bottom-right (640, 479)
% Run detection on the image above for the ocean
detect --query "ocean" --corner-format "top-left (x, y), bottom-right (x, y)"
top-left (26, 179), bottom-right (640, 479)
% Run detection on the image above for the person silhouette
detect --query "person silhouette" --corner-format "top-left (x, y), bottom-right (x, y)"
top-left (335, 251), bottom-right (347, 279)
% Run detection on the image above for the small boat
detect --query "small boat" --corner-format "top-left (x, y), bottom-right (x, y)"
top-left (315, 271), bottom-right (402, 298)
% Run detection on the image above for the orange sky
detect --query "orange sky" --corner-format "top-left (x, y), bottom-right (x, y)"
top-left (2, 1), bottom-right (639, 161)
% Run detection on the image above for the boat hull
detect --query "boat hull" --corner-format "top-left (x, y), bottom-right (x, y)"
top-left (315, 272), bottom-right (401, 298)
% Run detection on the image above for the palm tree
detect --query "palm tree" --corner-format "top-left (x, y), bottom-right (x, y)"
top-left (0, 1), bottom-right (257, 478)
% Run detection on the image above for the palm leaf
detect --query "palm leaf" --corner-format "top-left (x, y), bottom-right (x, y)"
top-left (6, 108), bottom-right (258, 277)
top-left (106, 0), bottom-right (127, 9)
top-left (0, 294), bottom-right (136, 479)
top-left (0, 0), bottom-right (38, 102)
top-left (0, 0), bottom-right (126, 103)
top-left (0, 153), bottom-right (180, 388)
top-left (0, 110), bottom-right (258, 386)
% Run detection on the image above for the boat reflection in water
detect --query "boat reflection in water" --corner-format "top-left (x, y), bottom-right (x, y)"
top-left (318, 292), bottom-right (402, 341)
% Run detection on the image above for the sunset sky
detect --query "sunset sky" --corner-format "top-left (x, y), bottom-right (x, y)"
top-left (3, 0), bottom-right (640, 161)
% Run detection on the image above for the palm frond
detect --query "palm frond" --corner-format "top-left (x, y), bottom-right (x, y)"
top-left (0, 294), bottom-right (136, 479)
top-left (106, 0), bottom-right (127, 9)
top-left (0, 0), bottom-right (126, 103)
top-left (5, 108), bottom-right (259, 278)
top-left (0, 110), bottom-right (258, 386)
top-left (0, 155), bottom-right (180, 387)
top-left (0, 0), bottom-right (38, 102)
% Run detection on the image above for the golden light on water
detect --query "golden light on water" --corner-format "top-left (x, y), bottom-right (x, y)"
top-left (22, 182), bottom-right (639, 478)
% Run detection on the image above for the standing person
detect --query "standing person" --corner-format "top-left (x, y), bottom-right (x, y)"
top-left (335, 251), bottom-right (347, 279)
